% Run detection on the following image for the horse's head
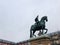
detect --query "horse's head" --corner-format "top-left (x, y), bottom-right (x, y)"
top-left (44, 16), bottom-right (48, 22)
top-left (41, 16), bottom-right (48, 22)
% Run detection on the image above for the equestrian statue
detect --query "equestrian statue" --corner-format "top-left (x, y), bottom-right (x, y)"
top-left (30, 15), bottom-right (48, 38)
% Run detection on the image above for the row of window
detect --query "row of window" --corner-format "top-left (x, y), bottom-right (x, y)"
top-left (0, 43), bottom-right (13, 45)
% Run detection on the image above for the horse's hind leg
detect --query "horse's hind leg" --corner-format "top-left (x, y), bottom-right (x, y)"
top-left (30, 29), bottom-right (32, 38)
top-left (33, 30), bottom-right (36, 37)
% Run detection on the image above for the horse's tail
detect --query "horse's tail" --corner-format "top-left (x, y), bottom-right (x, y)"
top-left (30, 27), bottom-right (33, 38)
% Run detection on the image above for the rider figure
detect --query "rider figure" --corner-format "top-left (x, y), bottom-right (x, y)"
top-left (35, 15), bottom-right (39, 25)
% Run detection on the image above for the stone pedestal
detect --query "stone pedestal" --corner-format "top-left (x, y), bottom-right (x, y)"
top-left (29, 35), bottom-right (51, 45)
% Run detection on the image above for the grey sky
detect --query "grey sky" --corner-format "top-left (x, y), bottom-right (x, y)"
top-left (0, 0), bottom-right (60, 42)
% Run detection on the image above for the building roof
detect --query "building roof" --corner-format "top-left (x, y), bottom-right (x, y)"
top-left (0, 39), bottom-right (15, 44)
top-left (47, 31), bottom-right (60, 36)
top-left (0, 31), bottom-right (60, 44)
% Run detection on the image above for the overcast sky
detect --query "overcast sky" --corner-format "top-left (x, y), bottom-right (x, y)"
top-left (0, 0), bottom-right (60, 42)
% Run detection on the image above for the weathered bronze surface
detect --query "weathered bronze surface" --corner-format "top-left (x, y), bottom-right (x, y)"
top-left (30, 15), bottom-right (48, 38)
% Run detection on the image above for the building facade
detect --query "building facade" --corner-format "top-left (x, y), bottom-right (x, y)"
top-left (0, 31), bottom-right (60, 45)
top-left (0, 39), bottom-right (15, 45)
top-left (17, 31), bottom-right (60, 45)
top-left (48, 31), bottom-right (60, 45)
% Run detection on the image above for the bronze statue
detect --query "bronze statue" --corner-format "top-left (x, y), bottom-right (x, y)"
top-left (30, 16), bottom-right (48, 38)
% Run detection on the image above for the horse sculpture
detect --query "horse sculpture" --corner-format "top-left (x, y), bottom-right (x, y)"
top-left (30, 16), bottom-right (48, 38)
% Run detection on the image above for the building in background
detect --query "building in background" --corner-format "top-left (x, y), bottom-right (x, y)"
top-left (48, 31), bottom-right (60, 45)
top-left (0, 31), bottom-right (60, 45)
top-left (17, 31), bottom-right (60, 45)
top-left (0, 39), bottom-right (15, 45)
top-left (17, 40), bottom-right (30, 45)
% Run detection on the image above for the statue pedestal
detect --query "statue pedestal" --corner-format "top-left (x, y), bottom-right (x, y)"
top-left (29, 35), bottom-right (51, 45)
